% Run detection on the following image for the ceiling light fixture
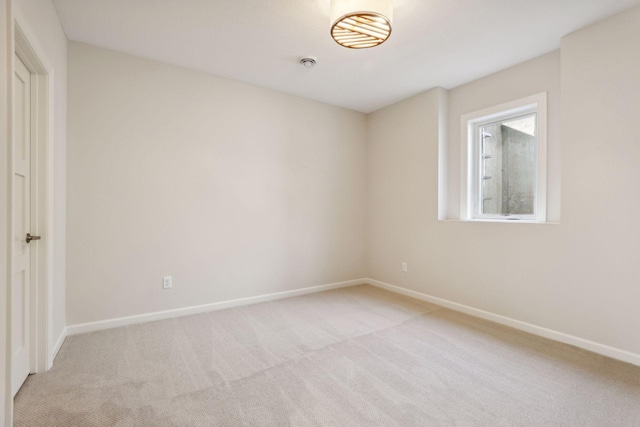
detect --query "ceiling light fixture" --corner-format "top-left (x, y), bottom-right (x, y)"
top-left (330, 0), bottom-right (393, 49)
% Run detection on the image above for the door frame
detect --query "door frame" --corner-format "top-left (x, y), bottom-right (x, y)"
top-left (1, 0), bottom-right (11, 424)
top-left (7, 8), bottom-right (55, 402)
top-left (3, 5), bottom-right (56, 424)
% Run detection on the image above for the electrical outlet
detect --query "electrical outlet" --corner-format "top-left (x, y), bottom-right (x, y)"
top-left (163, 276), bottom-right (172, 289)
top-left (401, 262), bottom-right (408, 273)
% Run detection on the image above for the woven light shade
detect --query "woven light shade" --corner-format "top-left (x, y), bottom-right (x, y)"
top-left (330, 0), bottom-right (393, 49)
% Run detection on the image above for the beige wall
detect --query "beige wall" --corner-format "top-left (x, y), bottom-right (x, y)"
top-left (559, 6), bottom-right (640, 353)
top-left (367, 6), bottom-right (640, 356)
top-left (66, 42), bottom-right (367, 325)
top-left (366, 88), bottom-right (444, 286)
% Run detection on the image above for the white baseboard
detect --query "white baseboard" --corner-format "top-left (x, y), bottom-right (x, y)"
top-left (67, 278), bottom-right (366, 336)
top-left (64, 276), bottom-right (640, 367)
top-left (48, 327), bottom-right (68, 369)
top-left (366, 278), bottom-right (640, 367)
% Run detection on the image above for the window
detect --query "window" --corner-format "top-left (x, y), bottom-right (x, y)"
top-left (461, 93), bottom-right (547, 222)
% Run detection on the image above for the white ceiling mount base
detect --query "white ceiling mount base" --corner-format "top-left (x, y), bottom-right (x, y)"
top-left (330, 0), bottom-right (393, 24)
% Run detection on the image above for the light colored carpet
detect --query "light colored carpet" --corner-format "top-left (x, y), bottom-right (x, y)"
top-left (14, 284), bottom-right (640, 426)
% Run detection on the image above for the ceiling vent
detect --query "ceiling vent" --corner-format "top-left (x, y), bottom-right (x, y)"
top-left (299, 56), bottom-right (318, 68)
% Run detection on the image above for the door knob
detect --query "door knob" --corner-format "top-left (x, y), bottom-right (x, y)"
top-left (26, 233), bottom-right (41, 243)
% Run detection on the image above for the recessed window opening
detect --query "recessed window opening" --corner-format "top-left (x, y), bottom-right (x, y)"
top-left (463, 93), bottom-right (547, 222)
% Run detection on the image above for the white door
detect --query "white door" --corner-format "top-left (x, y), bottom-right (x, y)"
top-left (11, 53), bottom-right (33, 397)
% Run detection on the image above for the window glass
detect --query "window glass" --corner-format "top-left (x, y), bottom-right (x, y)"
top-left (477, 113), bottom-right (537, 216)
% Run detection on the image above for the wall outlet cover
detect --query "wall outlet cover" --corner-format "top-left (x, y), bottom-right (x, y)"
top-left (163, 276), bottom-right (173, 289)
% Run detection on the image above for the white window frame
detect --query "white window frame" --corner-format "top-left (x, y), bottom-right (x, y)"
top-left (460, 93), bottom-right (547, 223)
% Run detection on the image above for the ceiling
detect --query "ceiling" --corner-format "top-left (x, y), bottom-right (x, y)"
top-left (52, 0), bottom-right (640, 113)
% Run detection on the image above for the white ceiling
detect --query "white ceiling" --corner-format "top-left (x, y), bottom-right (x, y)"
top-left (52, 0), bottom-right (640, 113)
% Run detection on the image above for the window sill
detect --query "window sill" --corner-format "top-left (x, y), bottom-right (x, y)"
top-left (439, 218), bottom-right (559, 225)
top-left (470, 218), bottom-right (551, 224)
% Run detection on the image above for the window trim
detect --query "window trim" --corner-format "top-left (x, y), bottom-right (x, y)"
top-left (460, 93), bottom-right (548, 223)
